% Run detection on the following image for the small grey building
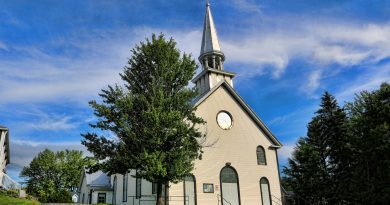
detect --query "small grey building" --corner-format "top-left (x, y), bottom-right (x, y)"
top-left (78, 167), bottom-right (113, 204)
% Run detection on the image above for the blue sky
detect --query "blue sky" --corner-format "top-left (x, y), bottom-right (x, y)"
top-left (1, 0), bottom-right (389, 181)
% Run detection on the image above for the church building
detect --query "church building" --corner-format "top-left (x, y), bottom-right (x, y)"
top-left (79, 2), bottom-right (283, 205)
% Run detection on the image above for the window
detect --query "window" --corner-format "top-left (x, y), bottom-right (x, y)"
top-left (184, 175), bottom-right (197, 205)
top-left (112, 176), bottom-right (117, 204)
top-left (220, 165), bottom-right (241, 205)
top-left (260, 178), bottom-right (271, 205)
top-left (136, 172), bottom-right (142, 199)
top-left (82, 193), bottom-right (85, 204)
top-left (257, 146), bottom-right (267, 165)
top-left (203, 183), bottom-right (214, 193)
top-left (88, 194), bottom-right (91, 204)
top-left (98, 193), bottom-right (106, 204)
top-left (123, 173), bottom-right (128, 202)
top-left (152, 182), bottom-right (157, 194)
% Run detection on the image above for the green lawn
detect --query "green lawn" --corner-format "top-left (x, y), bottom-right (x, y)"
top-left (0, 195), bottom-right (41, 205)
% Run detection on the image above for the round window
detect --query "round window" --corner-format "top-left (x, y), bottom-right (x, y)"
top-left (217, 111), bottom-right (233, 130)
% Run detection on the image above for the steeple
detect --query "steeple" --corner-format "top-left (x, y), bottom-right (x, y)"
top-left (199, 0), bottom-right (225, 70)
top-left (193, 1), bottom-right (235, 96)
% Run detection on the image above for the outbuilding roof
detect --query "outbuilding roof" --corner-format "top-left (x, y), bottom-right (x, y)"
top-left (80, 167), bottom-right (112, 190)
top-left (86, 171), bottom-right (111, 187)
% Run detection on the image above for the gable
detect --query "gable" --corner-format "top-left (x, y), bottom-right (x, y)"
top-left (193, 81), bottom-right (282, 147)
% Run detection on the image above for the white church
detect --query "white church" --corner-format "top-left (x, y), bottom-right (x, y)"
top-left (79, 2), bottom-right (283, 205)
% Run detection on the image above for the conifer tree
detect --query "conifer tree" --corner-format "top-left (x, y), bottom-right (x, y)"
top-left (283, 92), bottom-right (349, 204)
top-left (346, 83), bottom-right (390, 204)
top-left (318, 92), bottom-right (351, 204)
top-left (81, 34), bottom-right (204, 205)
top-left (283, 137), bottom-right (324, 204)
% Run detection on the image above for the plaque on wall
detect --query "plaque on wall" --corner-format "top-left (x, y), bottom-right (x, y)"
top-left (203, 183), bottom-right (214, 193)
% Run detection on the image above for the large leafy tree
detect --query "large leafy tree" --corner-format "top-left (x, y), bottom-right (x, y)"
top-left (283, 92), bottom-right (349, 204)
top-left (346, 83), bottom-right (390, 204)
top-left (20, 149), bottom-right (90, 203)
top-left (81, 34), bottom-right (204, 205)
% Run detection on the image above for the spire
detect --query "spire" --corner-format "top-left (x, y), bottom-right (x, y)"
top-left (193, 0), bottom-right (235, 95)
top-left (199, 0), bottom-right (225, 70)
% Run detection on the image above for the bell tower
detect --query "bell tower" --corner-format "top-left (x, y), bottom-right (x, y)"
top-left (193, 0), bottom-right (236, 95)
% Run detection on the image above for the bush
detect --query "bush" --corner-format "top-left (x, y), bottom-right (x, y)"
top-left (26, 194), bottom-right (34, 200)
top-left (7, 189), bottom-right (19, 198)
top-left (47, 189), bottom-right (72, 203)
top-left (0, 189), bottom-right (19, 198)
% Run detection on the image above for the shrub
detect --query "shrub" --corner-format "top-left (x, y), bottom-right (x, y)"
top-left (47, 189), bottom-right (72, 203)
top-left (0, 189), bottom-right (19, 198)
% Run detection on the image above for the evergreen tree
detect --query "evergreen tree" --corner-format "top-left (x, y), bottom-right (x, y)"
top-left (283, 137), bottom-right (324, 205)
top-left (319, 93), bottom-right (351, 204)
top-left (346, 83), bottom-right (390, 204)
top-left (283, 92), bottom-right (348, 204)
top-left (81, 34), bottom-right (204, 205)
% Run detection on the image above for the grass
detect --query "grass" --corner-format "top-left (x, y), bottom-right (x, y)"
top-left (0, 195), bottom-right (41, 205)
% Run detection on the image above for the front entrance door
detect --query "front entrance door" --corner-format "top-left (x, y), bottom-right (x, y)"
top-left (184, 175), bottom-right (196, 205)
top-left (220, 166), bottom-right (240, 205)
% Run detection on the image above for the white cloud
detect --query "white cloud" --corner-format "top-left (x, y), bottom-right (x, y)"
top-left (336, 62), bottom-right (390, 102)
top-left (299, 70), bottom-right (323, 96)
top-left (278, 143), bottom-right (295, 163)
top-left (223, 22), bottom-right (390, 74)
top-left (0, 21), bottom-right (389, 105)
top-left (9, 139), bottom-right (89, 168)
top-left (228, 0), bottom-right (262, 14)
top-left (0, 41), bottom-right (7, 51)
top-left (28, 116), bottom-right (75, 131)
top-left (268, 111), bottom-right (300, 126)
top-left (313, 45), bottom-right (371, 66)
top-left (218, 21), bottom-right (390, 95)
top-left (0, 27), bottom-right (202, 105)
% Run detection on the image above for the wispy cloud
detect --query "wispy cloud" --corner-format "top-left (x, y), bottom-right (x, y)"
top-left (1, 20), bottom-right (388, 105)
top-left (0, 9), bottom-right (25, 28)
top-left (0, 27), bottom-right (202, 106)
top-left (228, 0), bottom-right (262, 14)
top-left (300, 70), bottom-right (323, 97)
top-left (336, 62), bottom-right (390, 102)
top-left (224, 22), bottom-right (390, 75)
top-left (0, 41), bottom-right (7, 51)
top-left (269, 111), bottom-right (300, 126)
top-left (278, 142), bottom-right (295, 163)
top-left (220, 21), bottom-right (390, 96)
top-left (27, 115), bottom-right (75, 131)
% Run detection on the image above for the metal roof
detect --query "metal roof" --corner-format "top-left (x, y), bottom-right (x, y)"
top-left (199, 1), bottom-right (223, 58)
top-left (84, 169), bottom-right (112, 188)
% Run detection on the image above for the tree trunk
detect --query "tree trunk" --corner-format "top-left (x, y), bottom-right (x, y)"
top-left (156, 182), bottom-right (169, 205)
top-left (156, 182), bottom-right (164, 205)
top-left (165, 182), bottom-right (169, 205)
